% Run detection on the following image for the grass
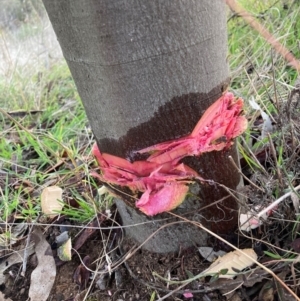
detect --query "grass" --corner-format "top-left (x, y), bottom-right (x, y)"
top-left (1, 0), bottom-right (300, 300)
top-left (1, 0), bottom-right (298, 223)
top-left (0, 33), bottom-right (97, 223)
top-left (228, 1), bottom-right (300, 226)
top-left (227, 0), bottom-right (300, 133)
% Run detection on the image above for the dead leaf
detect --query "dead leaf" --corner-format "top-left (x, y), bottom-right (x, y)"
top-left (0, 291), bottom-right (12, 301)
top-left (291, 192), bottom-right (300, 213)
top-left (274, 269), bottom-right (297, 301)
top-left (73, 255), bottom-right (91, 290)
top-left (220, 289), bottom-right (242, 301)
top-left (198, 247), bottom-right (226, 262)
top-left (258, 281), bottom-right (274, 301)
top-left (74, 289), bottom-right (89, 301)
top-left (28, 228), bottom-right (56, 301)
top-left (238, 269), bottom-right (264, 287)
top-left (57, 238), bottom-right (72, 261)
top-left (203, 248), bottom-right (257, 279)
top-left (56, 214), bottom-right (107, 267)
top-left (41, 186), bottom-right (63, 217)
top-left (0, 243), bottom-right (35, 284)
top-left (291, 238), bottom-right (300, 253)
top-left (0, 223), bottom-right (27, 247)
top-left (249, 97), bottom-right (273, 139)
top-left (74, 214), bottom-right (108, 252)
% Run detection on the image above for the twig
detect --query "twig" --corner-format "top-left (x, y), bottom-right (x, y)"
top-left (21, 224), bottom-right (33, 277)
top-left (116, 212), bottom-right (300, 300)
top-left (168, 212), bottom-right (300, 301)
top-left (240, 136), bottom-right (268, 176)
top-left (228, 155), bottom-right (265, 193)
top-left (257, 185), bottom-right (300, 219)
top-left (156, 281), bottom-right (192, 301)
top-left (226, 0), bottom-right (300, 71)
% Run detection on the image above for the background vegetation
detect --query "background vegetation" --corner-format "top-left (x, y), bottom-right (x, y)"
top-left (1, 0), bottom-right (300, 299)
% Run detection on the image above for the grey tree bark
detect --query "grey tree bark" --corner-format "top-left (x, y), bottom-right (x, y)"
top-left (43, 0), bottom-right (243, 253)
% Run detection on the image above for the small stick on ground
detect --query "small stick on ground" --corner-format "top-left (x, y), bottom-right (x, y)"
top-left (257, 184), bottom-right (300, 219)
top-left (240, 136), bottom-right (268, 176)
top-left (226, 0), bottom-right (300, 71)
top-left (21, 224), bottom-right (33, 277)
top-left (228, 155), bottom-right (265, 193)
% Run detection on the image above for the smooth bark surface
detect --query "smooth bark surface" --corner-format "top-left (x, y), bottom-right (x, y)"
top-left (43, 0), bottom-right (243, 253)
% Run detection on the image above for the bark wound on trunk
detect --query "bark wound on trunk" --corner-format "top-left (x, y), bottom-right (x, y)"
top-left (99, 77), bottom-right (239, 235)
top-left (43, 0), bottom-right (241, 252)
top-left (99, 79), bottom-right (230, 158)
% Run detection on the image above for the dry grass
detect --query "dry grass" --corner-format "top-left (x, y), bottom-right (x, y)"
top-left (1, 1), bottom-right (300, 300)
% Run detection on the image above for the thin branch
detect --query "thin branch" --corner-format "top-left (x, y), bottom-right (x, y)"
top-left (240, 136), bottom-right (268, 176)
top-left (168, 212), bottom-right (300, 301)
top-left (226, 0), bottom-right (300, 71)
top-left (257, 185), bottom-right (300, 219)
top-left (228, 155), bottom-right (265, 193)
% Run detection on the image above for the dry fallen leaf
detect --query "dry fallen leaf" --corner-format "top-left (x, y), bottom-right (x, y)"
top-left (28, 227), bottom-right (56, 301)
top-left (57, 237), bottom-right (72, 261)
top-left (258, 280), bottom-right (274, 301)
top-left (198, 246), bottom-right (226, 262)
top-left (203, 248), bottom-right (257, 279)
top-left (291, 238), bottom-right (300, 253)
top-left (73, 255), bottom-right (91, 290)
top-left (249, 97), bottom-right (273, 139)
top-left (0, 243), bottom-right (35, 285)
top-left (41, 186), bottom-right (63, 217)
top-left (0, 291), bottom-right (12, 301)
top-left (291, 192), bottom-right (300, 214)
top-left (0, 223), bottom-right (27, 247)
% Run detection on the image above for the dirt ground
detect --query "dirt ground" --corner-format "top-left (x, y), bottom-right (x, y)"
top-left (0, 207), bottom-right (295, 301)
top-left (2, 2), bottom-right (300, 300)
top-left (0, 229), bottom-right (238, 301)
top-left (1, 98), bottom-right (300, 300)
top-left (1, 88), bottom-right (300, 300)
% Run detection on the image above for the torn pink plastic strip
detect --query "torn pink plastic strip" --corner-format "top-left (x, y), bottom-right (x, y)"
top-left (92, 92), bottom-right (247, 216)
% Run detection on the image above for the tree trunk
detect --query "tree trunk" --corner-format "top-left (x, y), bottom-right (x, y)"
top-left (43, 0), bottom-right (243, 253)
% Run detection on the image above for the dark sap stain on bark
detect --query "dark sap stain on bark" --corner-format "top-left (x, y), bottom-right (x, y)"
top-left (98, 79), bottom-right (230, 159)
top-left (98, 78), bottom-right (240, 234)
top-left (184, 145), bottom-right (240, 234)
